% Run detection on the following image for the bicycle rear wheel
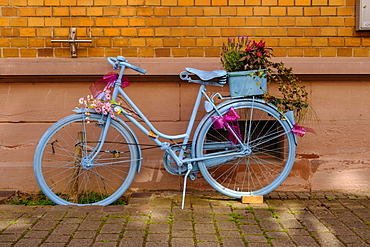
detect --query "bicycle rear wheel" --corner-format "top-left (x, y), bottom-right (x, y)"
top-left (34, 113), bottom-right (139, 205)
top-left (194, 99), bottom-right (296, 198)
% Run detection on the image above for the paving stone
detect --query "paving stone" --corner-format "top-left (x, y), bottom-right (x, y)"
top-left (14, 238), bottom-right (43, 247)
top-left (171, 237), bottom-right (194, 247)
top-left (243, 234), bottom-right (268, 243)
top-left (100, 223), bottom-right (124, 233)
top-left (194, 223), bottom-right (216, 233)
top-left (146, 233), bottom-right (169, 242)
top-left (220, 238), bottom-right (245, 246)
top-left (72, 230), bottom-right (97, 239)
top-left (119, 238), bottom-right (143, 246)
top-left (148, 223), bottom-right (170, 233)
top-left (291, 235), bottom-right (320, 246)
top-left (239, 224), bottom-right (263, 234)
top-left (171, 230), bottom-right (193, 238)
top-left (172, 220), bottom-right (192, 230)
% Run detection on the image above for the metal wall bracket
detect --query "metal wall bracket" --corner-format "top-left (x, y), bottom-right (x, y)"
top-left (51, 28), bottom-right (92, 57)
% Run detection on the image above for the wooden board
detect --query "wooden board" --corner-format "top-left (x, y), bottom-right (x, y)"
top-left (241, 195), bottom-right (264, 204)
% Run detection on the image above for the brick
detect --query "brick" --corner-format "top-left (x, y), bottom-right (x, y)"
top-left (196, 17), bottom-right (212, 26)
top-left (188, 27), bottom-right (204, 36)
top-left (321, 7), bottom-right (336, 15)
top-left (354, 48), bottom-right (370, 57)
top-left (196, 38), bottom-right (212, 46)
top-left (146, 17), bottom-right (163, 26)
top-left (296, 38), bottom-right (312, 46)
top-left (138, 28), bottom-right (154, 36)
top-left (180, 17), bottom-right (195, 26)
top-left (3, 48), bottom-right (19, 57)
top-left (205, 27), bottom-right (221, 36)
top-left (312, 37), bottom-right (328, 46)
top-left (204, 7), bottom-right (220, 15)
top-left (61, 17), bottom-right (78, 27)
top-left (96, 17), bottom-right (112, 26)
top-left (163, 38), bottom-right (179, 47)
top-left (10, 38), bottom-right (27, 47)
top-left (221, 27), bottom-right (238, 36)
top-left (271, 7), bottom-right (287, 16)
top-left (130, 38), bottom-right (146, 47)
top-left (195, 0), bottom-right (211, 4)
top-left (220, 7), bottom-right (237, 15)
top-left (96, 38), bottom-right (111, 47)
top-left (154, 7), bottom-right (169, 16)
top-left (53, 7), bottom-right (70, 16)
top-left (320, 47), bottom-right (336, 56)
top-left (189, 48), bottom-right (204, 56)
top-left (345, 37), bottom-right (361, 46)
top-left (178, 0), bottom-right (195, 5)
top-left (128, 0), bottom-right (145, 5)
top-left (211, 0), bottom-right (228, 5)
top-left (329, 17), bottom-right (345, 26)
top-left (113, 38), bottom-right (128, 47)
top-left (329, 37), bottom-right (344, 46)
top-left (337, 7), bottom-right (354, 16)
top-left (20, 7), bottom-right (36, 16)
top-left (155, 27), bottom-right (171, 36)
top-left (238, 28), bottom-right (254, 37)
top-left (0, 38), bottom-right (10, 47)
top-left (2, 7), bottom-right (18, 16)
top-left (304, 7), bottom-right (320, 16)
top-left (329, 0), bottom-right (344, 5)
top-left (161, 0), bottom-right (177, 5)
top-left (37, 48), bottom-right (53, 57)
top-left (20, 28), bottom-right (36, 37)
top-left (279, 17), bottom-right (295, 26)
top-left (172, 27), bottom-right (187, 36)
top-left (0, 18), bottom-right (10, 27)
top-left (145, 0), bottom-right (161, 4)
top-left (88, 7), bottom-right (103, 16)
top-left (271, 27), bottom-right (287, 36)
top-left (28, 38), bottom-right (44, 47)
top-left (138, 47), bottom-right (154, 57)
top-left (321, 27), bottom-right (337, 36)
top-left (229, 0), bottom-right (245, 5)
top-left (312, 0), bottom-right (328, 5)
top-left (262, 17), bottom-right (279, 26)
top-left (255, 28), bottom-right (271, 36)
top-left (20, 48), bottom-right (37, 57)
top-left (71, 7), bottom-right (86, 16)
top-left (279, 0), bottom-right (294, 5)
top-left (120, 7), bottom-right (137, 16)
top-left (262, 0), bottom-right (278, 5)
top-left (104, 28), bottom-right (121, 37)
top-left (245, 17), bottom-right (262, 26)
top-left (229, 17), bottom-right (245, 26)
top-left (137, 7), bottom-right (153, 16)
top-left (105, 48), bottom-right (121, 57)
top-left (338, 27), bottom-right (353, 36)
top-left (312, 17), bottom-right (328, 26)
top-left (180, 38), bottom-right (196, 47)
top-left (246, 0), bottom-right (261, 4)
top-left (11, 18), bottom-right (28, 27)
top-left (155, 48), bottom-right (170, 57)
top-left (212, 17), bottom-right (228, 26)
top-left (205, 47), bottom-right (220, 57)
top-left (287, 7), bottom-right (303, 16)
top-left (295, 0), bottom-right (311, 5)
top-left (236, 7), bottom-right (253, 16)
top-left (337, 47), bottom-right (352, 56)
top-left (304, 27), bottom-right (320, 36)
top-left (170, 7), bottom-right (186, 16)
top-left (112, 0), bottom-right (128, 4)
top-left (2, 28), bottom-right (19, 37)
top-left (88, 48), bottom-right (105, 56)
top-left (254, 7), bottom-right (269, 15)
top-left (287, 48), bottom-right (303, 56)
top-left (163, 17), bottom-right (178, 26)
top-left (28, 17), bottom-right (45, 27)
top-left (280, 37), bottom-right (295, 46)
top-left (296, 17), bottom-right (312, 26)
top-left (288, 27), bottom-right (303, 36)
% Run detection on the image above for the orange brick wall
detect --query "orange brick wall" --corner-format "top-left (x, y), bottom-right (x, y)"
top-left (1, 0), bottom-right (369, 58)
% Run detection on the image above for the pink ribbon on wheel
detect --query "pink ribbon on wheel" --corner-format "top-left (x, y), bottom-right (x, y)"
top-left (291, 123), bottom-right (316, 137)
top-left (211, 107), bottom-right (242, 145)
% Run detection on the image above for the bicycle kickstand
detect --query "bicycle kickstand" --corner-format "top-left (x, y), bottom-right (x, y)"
top-left (181, 163), bottom-right (193, 209)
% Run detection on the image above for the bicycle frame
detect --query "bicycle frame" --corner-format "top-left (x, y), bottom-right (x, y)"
top-left (79, 58), bottom-right (250, 176)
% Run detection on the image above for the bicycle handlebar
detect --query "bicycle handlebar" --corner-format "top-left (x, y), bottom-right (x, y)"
top-left (107, 56), bottom-right (147, 75)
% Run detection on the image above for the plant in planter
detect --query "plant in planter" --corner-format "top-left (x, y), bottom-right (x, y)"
top-left (221, 36), bottom-right (309, 122)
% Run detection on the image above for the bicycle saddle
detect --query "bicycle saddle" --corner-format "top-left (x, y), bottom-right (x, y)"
top-left (185, 68), bottom-right (227, 83)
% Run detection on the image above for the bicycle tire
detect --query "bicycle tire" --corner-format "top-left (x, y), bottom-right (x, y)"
top-left (34, 113), bottom-right (139, 205)
top-left (194, 99), bottom-right (296, 198)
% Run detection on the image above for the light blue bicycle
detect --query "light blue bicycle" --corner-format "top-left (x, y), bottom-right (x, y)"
top-left (34, 56), bottom-right (296, 207)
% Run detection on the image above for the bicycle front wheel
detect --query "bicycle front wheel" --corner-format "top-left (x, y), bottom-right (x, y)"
top-left (34, 113), bottom-right (139, 205)
top-left (194, 99), bottom-right (296, 198)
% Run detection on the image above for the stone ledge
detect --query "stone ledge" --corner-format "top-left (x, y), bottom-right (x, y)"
top-left (1, 57), bottom-right (369, 76)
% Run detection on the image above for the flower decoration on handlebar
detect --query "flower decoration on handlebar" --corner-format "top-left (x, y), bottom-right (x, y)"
top-left (76, 72), bottom-right (130, 119)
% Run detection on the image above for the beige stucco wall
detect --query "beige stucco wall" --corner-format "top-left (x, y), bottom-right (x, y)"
top-left (1, 57), bottom-right (370, 194)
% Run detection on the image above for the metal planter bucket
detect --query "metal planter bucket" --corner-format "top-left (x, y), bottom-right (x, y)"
top-left (228, 70), bottom-right (267, 97)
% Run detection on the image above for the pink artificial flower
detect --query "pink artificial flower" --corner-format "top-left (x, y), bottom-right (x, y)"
top-left (79, 98), bottom-right (84, 104)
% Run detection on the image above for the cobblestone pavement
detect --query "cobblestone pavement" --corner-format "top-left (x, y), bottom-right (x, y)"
top-left (0, 191), bottom-right (369, 246)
